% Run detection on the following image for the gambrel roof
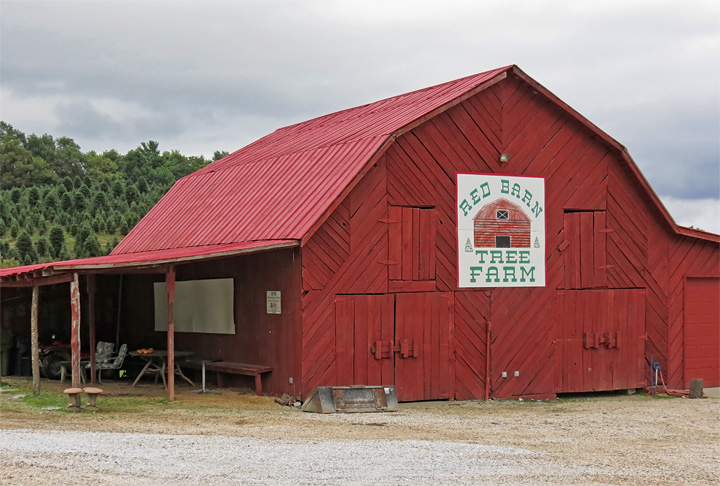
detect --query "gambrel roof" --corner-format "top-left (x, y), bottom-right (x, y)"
top-left (1, 65), bottom-right (716, 283)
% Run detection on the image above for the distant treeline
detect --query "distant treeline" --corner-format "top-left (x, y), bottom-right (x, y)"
top-left (0, 122), bottom-right (229, 268)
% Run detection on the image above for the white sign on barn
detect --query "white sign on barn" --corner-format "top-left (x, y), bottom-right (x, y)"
top-left (457, 174), bottom-right (546, 288)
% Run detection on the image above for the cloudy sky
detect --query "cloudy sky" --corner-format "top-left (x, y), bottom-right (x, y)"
top-left (1, 0), bottom-right (718, 232)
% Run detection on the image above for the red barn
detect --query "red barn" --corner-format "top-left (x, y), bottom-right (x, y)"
top-left (1, 65), bottom-right (718, 401)
top-left (473, 198), bottom-right (531, 248)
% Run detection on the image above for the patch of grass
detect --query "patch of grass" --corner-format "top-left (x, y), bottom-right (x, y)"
top-left (22, 391), bottom-right (67, 409)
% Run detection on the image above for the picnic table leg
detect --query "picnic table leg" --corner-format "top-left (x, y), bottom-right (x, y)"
top-left (132, 359), bottom-right (153, 387)
top-left (175, 363), bottom-right (195, 387)
top-left (160, 359), bottom-right (167, 389)
top-left (255, 375), bottom-right (263, 396)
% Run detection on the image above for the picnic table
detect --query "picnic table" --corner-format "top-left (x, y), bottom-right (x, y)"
top-left (128, 350), bottom-right (195, 388)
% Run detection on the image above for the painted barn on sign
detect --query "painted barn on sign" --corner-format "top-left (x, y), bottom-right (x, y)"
top-left (1, 65), bottom-right (718, 402)
top-left (473, 198), bottom-right (532, 248)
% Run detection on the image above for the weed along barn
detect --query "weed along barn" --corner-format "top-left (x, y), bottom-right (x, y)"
top-left (1, 65), bottom-right (718, 402)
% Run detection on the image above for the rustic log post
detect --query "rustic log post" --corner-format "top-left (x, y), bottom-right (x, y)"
top-left (87, 275), bottom-right (96, 385)
top-left (689, 378), bottom-right (703, 399)
top-left (166, 265), bottom-right (176, 401)
top-left (70, 273), bottom-right (82, 389)
top-left (31, 286), bottom-right (40, 395)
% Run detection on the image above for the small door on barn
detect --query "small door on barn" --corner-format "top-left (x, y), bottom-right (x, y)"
top-left (395, 292), bottom-right (453, 401)
top-left (563, 211), bottom-right (609, 289)
top-left (335, 292), bottom-right (453, 401)
top-left (684, 277), bottom-right (720, 388)
top-left (555, 289), bottom-right (645, 393)
top-left (388, 206), bottom-right (437, 292)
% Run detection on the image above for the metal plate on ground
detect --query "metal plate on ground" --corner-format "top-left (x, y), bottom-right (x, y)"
top-left (301, 385), bottom-right (399, 413)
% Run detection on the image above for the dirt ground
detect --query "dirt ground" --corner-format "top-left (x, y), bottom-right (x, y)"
top-left (1, 376), bottom-right (719, 485)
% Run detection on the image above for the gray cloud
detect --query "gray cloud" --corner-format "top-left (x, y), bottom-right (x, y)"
top-left (1, 0), bottom-right (718, 205)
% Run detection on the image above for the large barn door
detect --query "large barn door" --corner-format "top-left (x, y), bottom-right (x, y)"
top-left (395, 292), bottom-right (453, 401)
top-left (335, 294), bottom-right (395, 387)
top-left (684, 277), bottom-right (720, 387)
top-left (335, 293), bottom-right (453, 401)
top-left (556, 289), bottom-right (645, 392)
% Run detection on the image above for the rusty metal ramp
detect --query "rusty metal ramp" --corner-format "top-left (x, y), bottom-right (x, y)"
top-left (301, 385), bottom-right (399, 413)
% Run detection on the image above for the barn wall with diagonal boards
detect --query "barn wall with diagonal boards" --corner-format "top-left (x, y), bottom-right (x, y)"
top-left (300, 74), bottom-right (719, 400)
top-left (667, 237), bottom-right (719, 389)
top-left (300, 160), bottom-right (389, 396)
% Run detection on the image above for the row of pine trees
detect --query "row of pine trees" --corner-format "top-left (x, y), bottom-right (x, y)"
top-left (0, 122), bottom-right (229, 268)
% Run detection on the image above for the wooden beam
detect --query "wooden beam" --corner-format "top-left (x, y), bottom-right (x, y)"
top-left (166, 265), bottom-right (176, 401)
top-left (31, 286), bottom-right (40, 395)
top-left (0, 273), bottom-right (74, 288)
top-left (70, 273), bottom-right (81, 388)
top-left (87, 274), bottom-right (96, 385)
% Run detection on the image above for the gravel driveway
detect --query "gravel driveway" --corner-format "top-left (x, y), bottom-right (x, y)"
top-left (1, 380), bottom-right (718, 485)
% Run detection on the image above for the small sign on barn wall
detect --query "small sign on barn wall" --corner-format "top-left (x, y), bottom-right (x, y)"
top-left (266, 291), bottom-right (281, 314)
top-left (457, 174), bottom-right (546, 287)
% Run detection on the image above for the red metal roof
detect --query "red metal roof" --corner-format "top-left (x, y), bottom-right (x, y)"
top-left (3, 64), bottom-right (716, 283)
top-left (0, 240), bottom-right (296, 280)
top-left (112, 66), bottom-right (512, 255)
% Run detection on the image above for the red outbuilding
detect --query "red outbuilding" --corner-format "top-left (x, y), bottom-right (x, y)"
top-left (1, 65), bottom-right (718, 401)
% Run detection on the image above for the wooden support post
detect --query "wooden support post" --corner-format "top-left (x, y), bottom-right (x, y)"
top-left (87, 275), bottom-right (96, 385)
top-left (70, 273), bottom-right (82, 389)
top-left (166, 265), bottom-right (176, 401)
top-left (31, 286), bottom-right (40, 395)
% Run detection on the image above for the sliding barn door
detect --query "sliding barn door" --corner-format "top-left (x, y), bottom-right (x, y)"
top-left (335, 294), bottom-right (395, 387)
top-left (395, 292), bottom-right (453, 401)
top-left (556, 289), bottom-right (645, 392)
top-left (335, 292), bottom-right (453, 401)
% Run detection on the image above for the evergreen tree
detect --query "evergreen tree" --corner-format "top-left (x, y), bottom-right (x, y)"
top-left (83, 231), bottom-right (102, 257)
top-left (36, 237), bottom-right (50, 259)
top-left (48, 225), bottom-right (64, 257)
top-left (73, 190), bottom-right (87, 211)
top-left (10, 219), bottom-right (19, 238)
top-left (6, 246), bottom-right (20, 262)
top-left (10, 187), bottom-right (21, 203)
top-left (92, 215), bottom-right (105, 233)
top-left (44, 190), bottom-right (59, 211)
top-left (119, 218), bottom-right (129, 234)
top-left (37, 214), bottom-right (46, 234)
top-left (137, 176), bottom-right (148, 193)
top-left (0, 217), bottom-right (5, 236)
top-left (112, 180), bottom-right (125, 199)
top-left (15, 231), bottom-right (36, 261)
top-left (58, 242), bottom-right (71, 260)
top-left (22, 253), bottom-right (33, 266)
top-left (125, 183), bottom-right (138, 204)
top-left (105, 215), bottom-right (116, 234)
top-left (61, 191), bottom-right (72, 209)
top-left (93, 191), bottom-right (107, 212)
top-left (74, 221), bottom-right (93, 256)
top-left (28, 186), bottom-right (40, 206)
top-left (99, 180), bottom-right (110, 194)
top-left (59, 176), bottom-right (71, 191)
top-left (72, 175), bottom-right (83, 189)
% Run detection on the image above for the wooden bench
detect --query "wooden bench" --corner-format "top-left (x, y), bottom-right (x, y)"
top-left (184, 361), bottom-right (272, 396)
